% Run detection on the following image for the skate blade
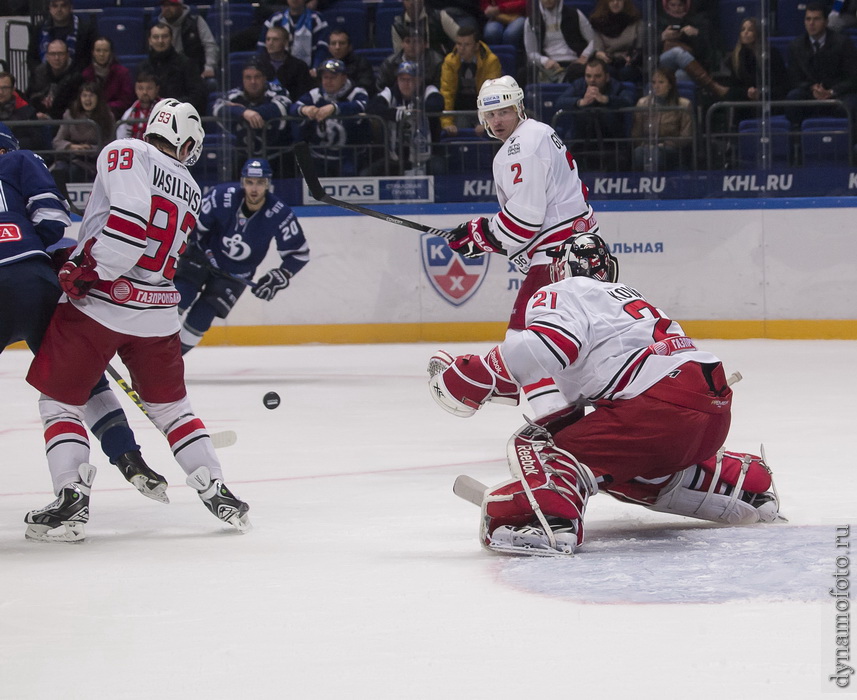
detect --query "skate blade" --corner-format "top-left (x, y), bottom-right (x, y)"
top-left (485, 540), bottom-right (575, 557)
top-left (130, 475), bottom-right (170, 504)
top-left (25, 521), bottom-right (86, 543)
top-left (227, 512), bottom-right (252, 534)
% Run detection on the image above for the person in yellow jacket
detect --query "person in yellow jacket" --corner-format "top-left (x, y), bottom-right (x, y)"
top-left (439, 26), bottom-right (502, 135)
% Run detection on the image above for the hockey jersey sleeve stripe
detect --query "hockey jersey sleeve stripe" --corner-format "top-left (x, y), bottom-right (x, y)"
top-left (529, 322), bottom-right (580, 368)
top-left (496, 209), bottom-right (540, 241)
top-left (104, 212), bottom-right (147, 245)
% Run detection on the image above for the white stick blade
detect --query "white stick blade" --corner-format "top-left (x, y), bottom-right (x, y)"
top-left (210, 430), bottom-right (237, 449)
top-left (453, 475), bottom-right (488, 506)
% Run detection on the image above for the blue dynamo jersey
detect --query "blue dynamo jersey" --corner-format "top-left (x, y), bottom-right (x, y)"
top-left (0, 150), bottom-right (70, 266)
top-left (196, 183), bottom-right (309, 279)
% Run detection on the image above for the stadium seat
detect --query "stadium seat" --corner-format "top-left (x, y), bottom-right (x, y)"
top-left (98, 14), bottom-right (146, 57)
top-left (800, 117), bottom-right (851, 165)
top-left (776, 0), bottom-right (808, 37)
top-left (769, 36), bottom-right (794, 69)
top-left (121, 54), bottom-right (148, 81)
top-left (737, 115), bottom-right (790, 166)
top-left (490, 45), bottom-right (518, 78)
top-left (719, 0), bottom-right (763, 50)
top-left (206, 5), bottom-right (257, 42)
top-left (227, 51), bottom-right (258, 88)
top-left (375, 6), bottom-right (401, 49)
top-left (191, 132), bottom-right (239, 180)
top-left (439, 137), bottom-right (496, 174)
top-left (323, 7), bottom-right (369, 49)
top-left (524, 83), bottom-right (567, 125)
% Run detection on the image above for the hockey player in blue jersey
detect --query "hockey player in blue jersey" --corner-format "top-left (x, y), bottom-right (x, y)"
top-left (0, 122), bottom-right (169, 505)
top-left (175, 157), bottom-right (310, 353)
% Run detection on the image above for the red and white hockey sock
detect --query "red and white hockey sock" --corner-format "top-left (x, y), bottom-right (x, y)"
top-left (39, 397), bottom-right (90, 494)
top-left (144, 396), bottom-right (222, 480)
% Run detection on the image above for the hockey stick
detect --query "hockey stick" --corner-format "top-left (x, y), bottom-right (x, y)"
top-left (53, 175), bottom-right (84, 216)
top-left (203, 249), bottom-right (257, 289)
top-left (293, 141), bottom-right (451, 238)
top-left (105, 362), bottom-right (237, 449)
top-left (452, 371), bottom-right (745, 507)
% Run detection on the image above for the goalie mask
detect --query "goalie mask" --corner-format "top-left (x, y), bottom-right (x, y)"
top-left (549, 233), bottom-right (619, 283)
top-left (477, 76), bottom-right (526, 139)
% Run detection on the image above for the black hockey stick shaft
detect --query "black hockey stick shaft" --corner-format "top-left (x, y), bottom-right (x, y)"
top-left (203, 249), bottom-right (257, 289)
top-left (293, 141), bottom-right (451, 237)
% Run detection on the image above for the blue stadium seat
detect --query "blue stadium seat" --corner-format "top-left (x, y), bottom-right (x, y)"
top-left (439, 137), bottom-right (496, 173)
top-left (769, 36), bottom-right (794, 69)
top-left (776, 0), bottom-right (808, 37)
top-left (121, 54), bottom-right (148, 81)
top-left (191, 132), bottom-right (239, 180)
top-left (375, 6), bottom-right (401, 49)
top-left (524, 83), bottom-right (567, 125)
top-left (719, 0), bottom-right (762, 50)
top-left (323, 7), bottom-right (369, 49)
top-left (737, 115), bottom-right (790, 166)
top-left (228, 51), bottom-right (258, 88)
top-left (74, 0), bottom-right (116, 9)
top-left (206, 5), bottom-right (257, 42)
top-left (98, 14), bottom-right (146, 57)
top-left (800, 117), bottom-right (851, 165)
top-left (490, 45), bottom-right (517, 78)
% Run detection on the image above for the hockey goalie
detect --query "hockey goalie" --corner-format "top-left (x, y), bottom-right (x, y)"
top-left (427, 232), bottom-right (783, 557)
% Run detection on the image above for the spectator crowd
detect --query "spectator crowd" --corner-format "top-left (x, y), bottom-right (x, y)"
top-left (2, 0), bottom-right (856, 180)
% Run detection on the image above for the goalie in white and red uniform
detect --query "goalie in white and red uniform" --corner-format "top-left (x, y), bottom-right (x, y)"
top-left (25, 99), bottom-right (250, 542)
top-left (428, 233), bottom-right (783, 557)
top-left (442, 75), bottom-right (599, 419)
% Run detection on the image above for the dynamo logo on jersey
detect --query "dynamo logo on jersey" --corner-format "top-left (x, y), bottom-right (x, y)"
top-left (421, 233), bottom-right (489, 307)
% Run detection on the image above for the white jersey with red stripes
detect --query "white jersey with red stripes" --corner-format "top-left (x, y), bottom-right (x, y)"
top-left (488, 118), bottom-right (595, 272)
top-left (69, 138), bottom-right (202, 337)
top-left (500, 276), bottom-right (721, 405)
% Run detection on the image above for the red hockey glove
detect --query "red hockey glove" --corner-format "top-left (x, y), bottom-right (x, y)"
top-left (445, 217), bottom-right (504, 259)
top-left (58, 239), bottom-right (99, 300)
top-left (427, 346), bottom-right (520, 417)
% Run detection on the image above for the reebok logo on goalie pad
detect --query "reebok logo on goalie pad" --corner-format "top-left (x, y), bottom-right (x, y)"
top-left (0, 224), bottom-right (22, 241)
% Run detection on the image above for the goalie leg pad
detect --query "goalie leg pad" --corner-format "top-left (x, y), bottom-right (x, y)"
top-left (480, 423), bottom-right (598, 555)
top-left (614, 447), bottom-right (784, 525)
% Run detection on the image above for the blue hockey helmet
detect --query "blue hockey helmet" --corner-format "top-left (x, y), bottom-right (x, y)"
top-left (241, 158), bottom-right (272, 179)
top-left (0, 122), bottom-right (20, 153)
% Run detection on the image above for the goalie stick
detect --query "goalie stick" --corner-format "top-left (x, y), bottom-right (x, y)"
top-left (105, 363), bottom-right (237, 449)
top-left (293, 141), bottom-right (451, 238)
top-left (451, 371), bottom-right (745, 507)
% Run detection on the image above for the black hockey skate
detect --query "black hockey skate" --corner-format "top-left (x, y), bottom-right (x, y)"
top-left (25, 464), bottom-right (96, 543)
top-left (113, 450), bottom-right (169, 503)
top-left (186, 466), bottom-right (251, 533)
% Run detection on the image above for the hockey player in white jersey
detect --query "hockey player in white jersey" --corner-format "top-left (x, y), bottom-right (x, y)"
top-left (442, 76), bottom-right (600, 419)
top-left (428, 233), bottom-right (782, 556)
top-left (25, 99), bottom-right (250, 541)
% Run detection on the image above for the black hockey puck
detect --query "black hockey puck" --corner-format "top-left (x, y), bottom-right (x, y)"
top-left (263, 391), bottom-right (281, 410)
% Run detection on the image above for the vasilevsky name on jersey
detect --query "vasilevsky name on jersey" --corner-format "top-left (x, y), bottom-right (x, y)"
top-left (196, 183), bottom-right (309, 279)
top-left (0, 150), bottom-right (70, 266)
top-left (71, 138), bottom-right (201, 337)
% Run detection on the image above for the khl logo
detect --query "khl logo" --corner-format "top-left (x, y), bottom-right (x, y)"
top-left (420, 233), bottom-right (489, 307)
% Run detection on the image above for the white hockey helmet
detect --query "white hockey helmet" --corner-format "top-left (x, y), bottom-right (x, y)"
top-left (144, 98), bottom-right (205, 166)
top-left (549, 232), bottom-right (619, 283)
top-left (477, 76), bottom-right (526, 139)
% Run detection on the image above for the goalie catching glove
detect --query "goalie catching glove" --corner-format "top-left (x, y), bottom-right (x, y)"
top-left (252, 268), bottom-right (291, 301)
top-left (427, 346), bottom-right (520, 417)
top-left (443, 217), bottom-right (505, 259)
top-left (58, 238), bottom-right (99, 300)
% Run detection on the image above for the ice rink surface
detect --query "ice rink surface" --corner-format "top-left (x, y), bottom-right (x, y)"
top-left (1, 340), bottom-right (855, 699)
